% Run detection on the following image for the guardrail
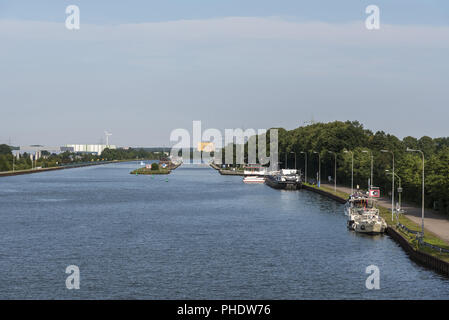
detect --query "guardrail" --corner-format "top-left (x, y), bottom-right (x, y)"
top-left (419, 239), bottom-right (449, 254)
top-left (300, 185), bottom-right (449, 276)
top-left (397, 223), bottom-right (421, 235)
top-left (396, 223), bottom-right (449, 254)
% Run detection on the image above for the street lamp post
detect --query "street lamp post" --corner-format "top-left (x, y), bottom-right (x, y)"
top-left (328, 151), bottom-right (336, 193)
top-left (285, 152), bottom-right (288, 169)
top-left (381, 150), bottom-right (394, 222)
top-left (407, 148), bottom-right (425, 238)
top-left (344, 150), bottom-right (354, 194)
top-left (362, 150), bottom-right (373, 189)
top-left (300, 151), bottom-right (307, 184)
top-left (290, 152), bottom-right (296, 170)
top-left (386, 170), bottom-right (402, 215)
top-left (313, 151), bottom-right (321, 187)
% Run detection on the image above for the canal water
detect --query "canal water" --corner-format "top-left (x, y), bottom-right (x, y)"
top-left (0, 162), bottom-right (448, 299)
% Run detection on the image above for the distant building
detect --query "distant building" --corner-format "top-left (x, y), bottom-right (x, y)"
top-left (197, 142), bottom-right (215, 153)
top-left (62, 144), bottom-right (116, 155)
top-left (19, 145), bottom-right (61, 154)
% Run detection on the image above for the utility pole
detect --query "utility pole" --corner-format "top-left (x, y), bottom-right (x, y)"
top-left (285, 152), bottom-right (287, 170)
top-left (381, 150), bottom-right (394, 222)
top-left (290, 152), bottom-right (296, 170)
top-left (407, 148), bottom-right (425, 238)
top-left (386, 170), bottom-right (402, 221)
top-left (328, 151), bottom-right (337, 193)
top-left (300, 151), bottom-right (307, 184)
top-left (313, 151), bottom-right (321, 187)
top-left (362, 150), bottom-right (373, 189)
top-left (344, 150), bottom-right (354, 194)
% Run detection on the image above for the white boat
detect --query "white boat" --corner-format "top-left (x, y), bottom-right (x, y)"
top-left (140, 161), bottom-right (145, 166)
top-left (242, 165), bottom-right (267, 183)
top-left (352, 215), bottom-right (387, 234)
top-left (243, 176), bottom-right (265, 183)
top-left (345, 192), bottom-right (387, 234)
top-left (243, 165), bottom-right (268, 177)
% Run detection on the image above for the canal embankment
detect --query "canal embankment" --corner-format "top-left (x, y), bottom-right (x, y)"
top-left (210, 163), bottom-right (244, 176)
top-left (302, 184), bottom-right (346, 204)
top-left (0, 161), bottom-right (118, 177)
top-left (0, 159), bottom-right (153, 178)
top-left (130, 161), bottom-right (181, 175)
top-left (302, 182), bottom-right (449, 276)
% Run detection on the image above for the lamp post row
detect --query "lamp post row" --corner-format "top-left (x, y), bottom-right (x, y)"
top-left (295, 148), bottom-right (425, 238)
top-left (407, 148), bottom-right (425, 238)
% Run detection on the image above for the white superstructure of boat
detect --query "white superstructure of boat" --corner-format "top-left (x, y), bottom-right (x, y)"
top-left (243, 176), bottom-right (266, 183)
top-left (345, 192), bottom-right (387, 234)
top-left (242, 165), bottom-right (268, 183)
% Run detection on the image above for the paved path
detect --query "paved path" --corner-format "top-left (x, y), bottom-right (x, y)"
top-left (321, 183), bottom-right (449, 244)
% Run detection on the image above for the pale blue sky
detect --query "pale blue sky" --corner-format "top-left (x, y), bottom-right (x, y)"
top-left (1, 1), bottom-right (448, 25)
top-left (0, 1), bottom-right (448, 146)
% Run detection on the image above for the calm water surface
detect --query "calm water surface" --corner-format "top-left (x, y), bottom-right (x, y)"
top-left (0, 162), bottom-right (448, 299)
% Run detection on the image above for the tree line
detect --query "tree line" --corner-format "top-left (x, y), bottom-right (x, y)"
top-left (0, 146), bottom-right (162, 172)
top-left (223, 121), bottom-right (449, 214)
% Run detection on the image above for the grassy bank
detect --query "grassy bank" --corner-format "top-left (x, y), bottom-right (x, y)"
top-left (304, 183), bottom-right (449, 263)
top-left (305, 183), bottom-right (349, 200)
top-left (130, 168), bottom-right (170, 175)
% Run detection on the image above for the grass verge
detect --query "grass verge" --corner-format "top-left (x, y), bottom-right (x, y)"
top-left (304, 183), bottom-right (449, 262)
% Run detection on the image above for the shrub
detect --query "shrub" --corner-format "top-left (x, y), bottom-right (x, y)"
top-left (151, 162), bottom-right (159, 170)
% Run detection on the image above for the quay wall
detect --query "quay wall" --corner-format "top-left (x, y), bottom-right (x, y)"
top-left (386, 227), bottom-right (449, 276)
top-left (210, 163), bottom-right (244, 176)
top-left (0, 159), bottom-right (147, 178)
top-left (302, 184), bottom-right (346, 204)
top-left (0, 161), bottom-right (117, 177)
top-left (302, 183), bottom-right (449, 277)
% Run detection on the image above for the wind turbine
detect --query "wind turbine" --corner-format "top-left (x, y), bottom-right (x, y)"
top-left (104, 131), bottom-right (112, 146)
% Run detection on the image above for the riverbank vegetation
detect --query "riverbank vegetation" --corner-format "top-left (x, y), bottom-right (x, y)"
top-left (224, 121), bottom-right (449, 215)
top-left (0, 145), bottom-right (162, 172)
top-left (306, 182), bottom-right (449, 262)
top-left (131, 163), bottom-right (170, 175)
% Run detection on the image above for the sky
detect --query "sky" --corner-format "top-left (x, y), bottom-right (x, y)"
top-left (0, 0), bottom-right (448, 147)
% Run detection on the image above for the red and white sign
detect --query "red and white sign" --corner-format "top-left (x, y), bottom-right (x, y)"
top-left (369, 188), bottom-right (380, 198)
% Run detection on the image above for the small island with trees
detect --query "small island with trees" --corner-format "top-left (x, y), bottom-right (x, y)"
top-left (130, 161), bottom-right (181, 175)
top-left (131, 162), bottom-right (170, 175)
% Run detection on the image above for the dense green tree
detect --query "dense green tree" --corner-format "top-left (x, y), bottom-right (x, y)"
top-left (151, 162), bottom-right (159, 170)
top-left (0, 154), bottom-right (11, 171)
top-left (222, 120), bottom-right (449, 214)
top-left (0, 144), bottom-right (12, 155)
top-left (0, 147), bottom-right (161, 173)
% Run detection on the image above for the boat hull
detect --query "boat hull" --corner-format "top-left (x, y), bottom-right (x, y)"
top-left (351, 221), bottom-right (387, 234)
top-left (243, 176), bottom-right (265, 183)
top-left (347, 214), bottom-right (387, 234)
top-left (265, 175), bottom-right (301, 190)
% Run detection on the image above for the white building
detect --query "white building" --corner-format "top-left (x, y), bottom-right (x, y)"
top-left (62, 144), bottom-right (116, 155)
